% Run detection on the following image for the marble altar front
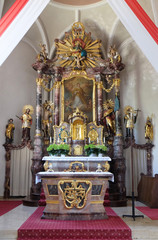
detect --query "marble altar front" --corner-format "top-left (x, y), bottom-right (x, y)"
top-left (36, 156), bottom-right (113, 220)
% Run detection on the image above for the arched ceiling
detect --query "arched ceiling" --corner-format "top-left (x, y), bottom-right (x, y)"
top-left (0, 0), bottom-right (157, 71)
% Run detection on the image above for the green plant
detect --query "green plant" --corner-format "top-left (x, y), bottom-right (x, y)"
top-left (84, 144), bottom-right (107, 156)
top-left (84, 144), bottom-right (99, 156)
top-left (47, 144), bottom-right (70, 156)
top-left (97, 144), bottom-right (107, 154)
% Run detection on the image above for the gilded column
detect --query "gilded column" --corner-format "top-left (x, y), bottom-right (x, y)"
top-left (31, 76), bottom-right (43, 196)
top-left (54, 67), bottom-right (62, 126)
top-left (97, 82), bottom-right (103, 125)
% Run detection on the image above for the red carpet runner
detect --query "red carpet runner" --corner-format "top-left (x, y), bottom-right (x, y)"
top-left (136, 206), bottom-right (158, 220)
top-left (18, 207), bottom-right (132, 240)
top-left (0, 200), bottom-right (22, 216)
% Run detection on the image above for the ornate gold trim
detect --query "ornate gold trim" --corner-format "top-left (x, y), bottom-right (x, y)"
top-left (46, 200), bottom-right (59, 204)
top-left (36, 78), bottom-right (43, 86)
top-left (64, 161), bottom-right (86, 172)
top-left (58, 180), bottom-right (92, 209)
top-left (90, 200), bottom-right (103, 204)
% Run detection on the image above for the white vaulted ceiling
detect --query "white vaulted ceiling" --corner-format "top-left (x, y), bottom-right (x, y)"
top-left (0, 0), bottom-right (157, 71)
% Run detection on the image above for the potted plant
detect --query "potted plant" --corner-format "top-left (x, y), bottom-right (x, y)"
top-left (47, 143), bottom-right (70, 156)
top-left (84, 144), bottom-right (107, 157)
top-left (84, 144), bottom-right (99, 156)
top-left (97, 145), bottom-right (107, 157)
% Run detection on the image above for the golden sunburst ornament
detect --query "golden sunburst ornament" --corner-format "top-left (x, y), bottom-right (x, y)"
top-left (55, 22), bottom-right (101, 69)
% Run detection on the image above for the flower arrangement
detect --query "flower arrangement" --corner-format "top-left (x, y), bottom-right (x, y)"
top-left (84, 144), bottom-right (107, 156)
top-left (47, 144), bottom-right (70, 156)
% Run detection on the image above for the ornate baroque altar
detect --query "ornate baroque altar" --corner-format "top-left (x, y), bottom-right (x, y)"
top-left (3, 22), bottom-right (154, 211)
top-left (30, 21), bottom-right (127, 210)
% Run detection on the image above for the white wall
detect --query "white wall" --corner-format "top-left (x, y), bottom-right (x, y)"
top-left (0, 1), bottom-right (158, 196)
top-left (0, 41), bottom-right (37, 196)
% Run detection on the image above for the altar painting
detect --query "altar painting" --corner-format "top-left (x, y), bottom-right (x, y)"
top-left (63, 77), bottom-right (94, 122)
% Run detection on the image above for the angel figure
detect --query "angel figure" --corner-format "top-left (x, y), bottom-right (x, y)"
top-left (145, 116), bottom-right (153, 143)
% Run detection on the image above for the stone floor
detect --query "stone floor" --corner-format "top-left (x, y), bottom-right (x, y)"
top-left (0, 199), bottom-right (158, 240)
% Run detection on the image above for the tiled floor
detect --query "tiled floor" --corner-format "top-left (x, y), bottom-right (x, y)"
top-left (0, 200), bottom-right (158, 240)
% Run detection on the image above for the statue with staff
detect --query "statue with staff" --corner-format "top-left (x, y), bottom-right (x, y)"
top-left (124, 106), bottom-right (141, 138)
top-left (16, 105), bottom-right (34, 142)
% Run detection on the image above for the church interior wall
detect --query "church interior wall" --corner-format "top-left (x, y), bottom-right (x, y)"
top-left (0, 0), bottom-right (158, 197)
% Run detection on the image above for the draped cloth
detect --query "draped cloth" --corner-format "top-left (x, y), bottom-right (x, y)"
top-left (124, 147), bottom-right (147, 196)
top-left (10, 147), bottom-right (33, 196)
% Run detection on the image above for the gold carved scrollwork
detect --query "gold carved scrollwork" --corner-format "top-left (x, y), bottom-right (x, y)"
top-left (43, 161), bottom-right (54, 172)
top-left (36, 78), bottom-right (43, 86)
top-left (64, 161), bottom-right (86, 172)
top-left (102, 161), bottom-right (110, 172)
top-left (99, 80), bottom-right (115, 93)
top-left (58, 180), bottom-right (92, 209)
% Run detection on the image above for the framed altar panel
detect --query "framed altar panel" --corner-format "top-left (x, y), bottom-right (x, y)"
top-left (61, 76), bottom-right (96, 122)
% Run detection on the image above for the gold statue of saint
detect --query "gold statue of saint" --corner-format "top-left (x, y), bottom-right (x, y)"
top-left (16, 105), bottom-right (34, 141)
top-left (145, 116), bottom-right (153, 142)
top-left (5, 119), bottom-right (15, 144)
